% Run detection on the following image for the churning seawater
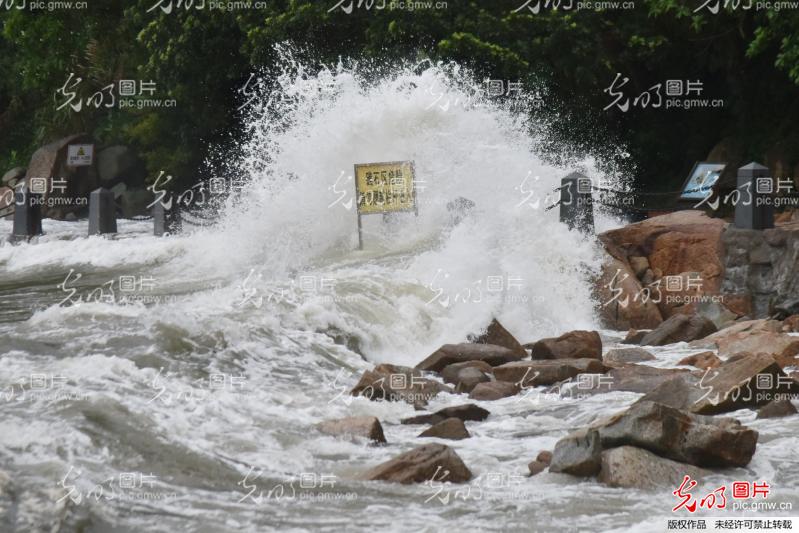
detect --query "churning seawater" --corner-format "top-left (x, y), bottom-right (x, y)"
top-left (1, 58), bottom-right (798, 533)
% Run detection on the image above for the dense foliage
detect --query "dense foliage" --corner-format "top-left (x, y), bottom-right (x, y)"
top-left (1, 0), bottom-right (798, 191)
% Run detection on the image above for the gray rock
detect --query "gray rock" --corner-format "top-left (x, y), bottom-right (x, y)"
top-left (599, 446), bottom-right (709, 489)
top-left (640, 314), bottom-right (717, 346)
top-left (757, 400), bottom-right (797, 419)
top-left (358, 443), bottom-right (472, 484)
top-left (441, 361), bottom-right (494, 385)
top-left (418, 417), bottom-right (470, 440)
top-left (549, 428), bottom-right (602, 476)
top-left (468, 380), bottom-right (519, 401)
top-left (696, 300), bottom-right (739, 330)
top-left (603, 347), bottom-right (655, 365)
top-left (416, 343), bottom-right (526, 373)
top-left (1, 167), bottom-right (25, 186)
top-left (97, 145), bottom-right (144, 186)
top-left (453, 367), bottom-right (490, 393)
top-left (469, 318), bottom-right (527, 357)
top-left (317, 416), bottom-right (387, 443)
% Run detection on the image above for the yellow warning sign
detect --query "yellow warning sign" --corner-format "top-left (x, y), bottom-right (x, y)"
top-left (354, 161), bottom-right (416, 214)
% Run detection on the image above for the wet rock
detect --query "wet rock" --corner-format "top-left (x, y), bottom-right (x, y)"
top-left (529, 330), bottom-right (602, 360)
top-left (418, 418), bottom-right (470, 440)
top-left (493, 359), bottom-right (608, 387)
top-left (549, 428), bottom-right (602, 476)
top-left (468, 381), bottom-right (520, 401)
top-left (598, 446), bottom-right (709, 489)
top-left (629, 256), bottom-right (650, 278)
top-left (452, 367), bottom-right (490, 393)
top-left (441, 361), bottom-right (494, 385)
top-left (596, 255), bottom-right (663, 330)
top-left (527, 451), bottom-right (552, 477)
top-left (691, 319), bottom-right (799, 365)
top-left (351, 364), bottom-right (450, 405)
top-left (317, 416), bottom-right (387, 444)
top-left (469, 318), bottom-right (527, 357)
top-left (359, 443), bottom-right (473, 484)
top-left (415, 343), bottom-right (525, 373)
top-left (756, 400), bottom-right (798, 419)
top-left (622, 329), bottom-right (650, 345)
top-left (678, 351), bottom-right (721, 370)
top-left (577, 364), bottom-right (688, 395)
top-left (639, 353), bottom-right (799, 414)
top-left (1, 167), bottom-right (25, 186)
top-left (696, 300), bottom-right (739, 330)
top-left (401, 404), bottom-right (490, 425)
top-left (640, 314), bottom-right (717, 346)
top-left (603, 347), bottom-right (655, 365)
top-left (598, 401), bottom-right (758, 467)
top-left (783, 315), bottom-right (799, 333)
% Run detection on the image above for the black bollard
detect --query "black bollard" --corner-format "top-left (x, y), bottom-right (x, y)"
top-left (152, 202), bottom-right (181, 236)
top-left (734, 162), bottom-right (774, 230)
top-left (12, 186), bottom-right (43, 240)
top-left (88, 187), bottom-right (117, 235)
top-left (559, 172), bottom-right (594, 234)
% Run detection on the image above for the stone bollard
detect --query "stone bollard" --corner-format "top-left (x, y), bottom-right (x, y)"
top-left (734, 162), bottom-right (774, 230)
top-left (559, 172), bottom-right (594, 234)
top-left (12, 185), bottom-right (43, 240)
top-left (88, 187), bottom-right (117, 235)
top-left (152, 202), bottom-right (181, 236)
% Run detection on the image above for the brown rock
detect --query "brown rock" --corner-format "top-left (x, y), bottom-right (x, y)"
top-left (638, 353), bottom-right (799, 414)
top-left (418, 418), bottom-right (470, 440)
top-left (317, 416), bottom-right (387, 443)
top-left (621, 329), bottom-right (650, 345)
top-left (468, 381), bottom-right (520, 401)
top-left (350, 364), bottom-right (450, 405)
top-left (603, 347), bottom-right (655, 365)
top-left (599, 446), bottom-right (709, 489)
top-left (358, 443), bottom-right (472, 484)
top-left (493, 359), bottom-right (608, 387)
top-left (530, 330), bottom-right (602, 360)
top-left (470, 318), bottom-right (527, 357)
top-left (596, 255), bottom-right (663, 330)
top-left (527, 460), bottom-right (547, 476)
top-left (783, 315), bottom-right (799, 333)
top-left (549, 428), bottom-right (602, 476)
top-left (576, 364), bottom-right (689, 395)
top-left (756, 400), bottom-right (798, 419)
top-left (598, 401), bottom-right (758, 467)
top-left (415, 343), bottom-right (526, 373)
top-left (640, 314), bottom-right (717, 346)
top-left (452, 367), bottom-right (491, 393)
top-left (440, 361), bottom-right (494, 385)
top-left (678, 351), bottom-right (721, 370)
top-left (629, 256), bottom-right (650, 278)
top-left (401, 404), bottom-right (490, 425)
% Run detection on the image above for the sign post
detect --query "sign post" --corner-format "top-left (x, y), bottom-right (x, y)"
top-left (354, 160), bottom-right (417, 250)
top-left (66, 144), bottom-right (94, 167)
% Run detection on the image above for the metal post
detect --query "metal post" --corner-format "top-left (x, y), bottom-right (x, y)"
top-left (12, 186), bottom-right (43, 240)
top-left (357, 212), bottom-right (363, 250)
top-left (559, 172), bottom-right (594, 234)
top-left (734, 162), bottom-right (774, 230)
top-left (88, 188), bottom-right (117, 235)
top-left (153, 202), bottom-right (181, 236)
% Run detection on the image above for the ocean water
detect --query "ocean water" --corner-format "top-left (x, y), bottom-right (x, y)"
top-left (1, 58), bottom-right (797, 533)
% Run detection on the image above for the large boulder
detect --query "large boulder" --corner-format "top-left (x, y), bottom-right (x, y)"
top-left (316, 416), bottom-right (387, 443)
top-left (549, 428), bottom-right (602, 476)
top-left (469, 318), bottom-right (527, 357)
top-left (440, 361), bottom-right (494, 385)
top-left (598, 210), bottom-right (726, 319)
top-left (597, 401), bottom-right (757, 467)
top-left (493, 359), bottom-right (608, 387)
top-left (595, 255), bottom-right (664, 330)
top-left (401, 404), bottom-right (490, 425)
top-left (691, 319), bottom-right (799, 365)
top-left (350, 364), bottom-right (450, 406)
top-left (639, 314), bottom-right (717, 346)
top-left (677, 351), bottom-right (722, 370)
top-left (418, 418), bottom-right (470, 440)
top-left (468, 380), bottom-right (520, 401)
top-left (450, 366), bottom-right (490, 393)
top-left (528, 330), bottom-right (602, 360)
top-left (574, 364), bottom-right (689, 395)
top-left (638, 353), bottom-right (798, 414)
top-left (415, 343), bottom-right (526, 373)
top-left (598, 446), bottom-right (709, 489)
top-left (603, 347), bottom-right (655, 365)
top-left (358, 444), bottom-right (472, 484)
top-left (756, 400), bottom-right (797, 419)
